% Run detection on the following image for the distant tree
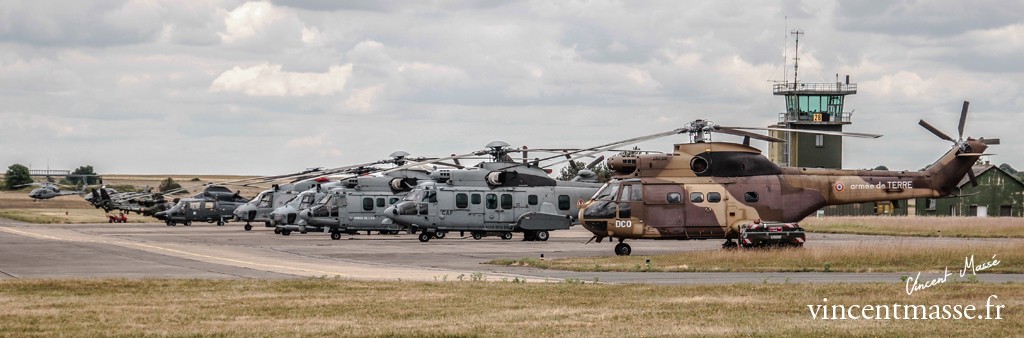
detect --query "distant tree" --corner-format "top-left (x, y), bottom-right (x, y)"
top-left (873, 165), bottom-right (889, 171)
top-left (66, 165), bottom-right (99, 186)
top-left (159, 177), bottom-right (183, 193)
top-left (4, 164), bottom-right (33, 190)
top-left (557, 160), bottom-right (612, 183)
top-left (999, 163), bottom-right (1017, 174)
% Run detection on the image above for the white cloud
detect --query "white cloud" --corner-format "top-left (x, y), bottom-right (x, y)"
top-left (345, 85), bottom-right (386, 111)
top-left (209, 63), bottom-right (354, 96)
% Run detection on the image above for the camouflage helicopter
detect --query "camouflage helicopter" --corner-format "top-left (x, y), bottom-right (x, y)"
top-left (277, 152), bottom-right (461, 237)
top-left (578, 102), bottom-right (997, 255)
top-left (153, 185), bottom-right (249, 226)
top-left (382, 141), bottom-right (610, 242)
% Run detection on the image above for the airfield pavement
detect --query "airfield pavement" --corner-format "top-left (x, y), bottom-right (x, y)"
top-left (1, 217), bottom-right (1023, 284)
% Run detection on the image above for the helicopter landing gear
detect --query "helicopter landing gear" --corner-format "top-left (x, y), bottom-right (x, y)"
top-left (614, 242), bottom-right (631, 256)
top-left (184, 221), bottom-right (192, 226)
top-left (281, 230), bottom-right (291, 236)
top-left (472, 232), bottom-right (484, 240)
top-left (244, 223), bottom-right (252, 231)
top-left (500, 232), bottom-right (513, 240)
top-left (435, 231), bottom-right (447, 239)
top-left (418, 232), bottom-right (433, 242)
top-left (165, 220), bottom-right (173, 226)
top-left (535, 230), bottom-right (549, 242)
top-left (330, 232), bottom-right (341, 240)
top-left (217, 219), bottom-right (225, 226)
top-left (300, 227), bottom-right (307, 234)
top-left (273, 227), bottom-right (281, 234)
top-left (722, 239), bottom-right (738, 250)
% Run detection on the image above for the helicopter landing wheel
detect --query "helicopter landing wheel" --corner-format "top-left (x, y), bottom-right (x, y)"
top-left (165, 220), bottom-right (172, 226)
top-left (184, 221), bottom-right (192, 226)
top-left (273, 227), bottom-right (281, 234)
top-left (614, 243), bottom-right (631, 256)
top-left (281, 230), bottom-right (291, 236)
top-left (330, 232), bottom-right (341, 240)
top-left (501, 232), bottom-right (513, 240)
top-left (535, 230), bottom-right (549, 242)
top-left (300, 228), bottom-right (307, 234)
top-left (419, 232), bottom-right (433, 242)
top-left (472, 232), bottom-right (483, 240)
top-left (435, 231), bottom-right (446, 239)
top-left (217, 220), bottom-right (225, 226)
top-left (244, 224), bottom-right (252, 231)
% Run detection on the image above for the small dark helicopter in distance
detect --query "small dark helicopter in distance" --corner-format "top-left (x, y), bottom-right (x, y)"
top-left (19, 181), bottom-right (88, 200)
top-left (153, 185), bottom-right (249, 226)
top-left (578, 101), bottom-right (997, 255)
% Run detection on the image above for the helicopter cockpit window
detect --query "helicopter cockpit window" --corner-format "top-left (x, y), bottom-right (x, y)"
top-left (362, 198), bottom-right (374, 211)
top-left (485, 194), bottom-right (497, 210)
top-left (189, 201), bottom-right (202, 209)
top-left (593, 183), bottom-right (619, 201)
top-left (667, 193), bottom-right (681, 204)
top-left (618, 186), bottom-right (631, 202)
top-left (300, 194), bottom-right (316, 209)
top-left (707, 192), bottom-right (722, 203)
top-left (405, 190), bottom-right (425, 202)
top-left (389, 197), bottom-right (399, 205)
top-left (203, 202), bottom-right (215, 210)
top-left (689, 192), bottom-right (704, 203)
top-left (425, 191), bottom-right (437, 203)
top-left (631, 185), bottom-right (643, 202)
top-left (744, 192), bottom-right (759, 203)
top-left (456, 193), bottom-right (468, 208)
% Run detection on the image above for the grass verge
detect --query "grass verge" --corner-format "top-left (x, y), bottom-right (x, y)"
top-left (0, 209), bottom-right (148, 224)
top-left (0, 279), bottom-right (1020, 336)
top-left (489, 242), bottom-right (1024, 273)
top-left (801, 216), bottom-right (1024, 238)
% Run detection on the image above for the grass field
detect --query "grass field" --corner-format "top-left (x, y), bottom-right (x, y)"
top-left (490, 241), bottom-right (1024, 273)
top-left (0, 279), bottom-right (1019, 336)
top-left (801, 216), bottom-right (1024, 238)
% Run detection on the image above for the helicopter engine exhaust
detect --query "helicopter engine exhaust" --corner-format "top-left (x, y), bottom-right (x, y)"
top-left (485, 171), bottom-right (505, 186)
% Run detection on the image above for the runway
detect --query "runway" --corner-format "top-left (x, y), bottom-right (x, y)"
top-left (1, 217), bottom-right (1021, 284)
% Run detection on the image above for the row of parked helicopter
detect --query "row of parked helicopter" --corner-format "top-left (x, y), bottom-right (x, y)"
top-left (69, 102), bottom-right (997, 255)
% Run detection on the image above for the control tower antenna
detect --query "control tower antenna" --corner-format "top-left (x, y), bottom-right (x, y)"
top-left (791, 29), bottom-right (803, 88)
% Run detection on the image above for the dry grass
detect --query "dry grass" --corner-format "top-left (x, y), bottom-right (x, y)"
top-left (0, 279), bottom-right (1020, 337)
top-left (490, 242), bottom-right (1024, 273)
top-left (802, 216), bottom-right (1024, 238)
top-left (0, 209), bottom-right (148, 224)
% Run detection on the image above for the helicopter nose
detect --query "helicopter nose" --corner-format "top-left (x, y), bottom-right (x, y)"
top-left (383, 206), bottom-right (397, 217)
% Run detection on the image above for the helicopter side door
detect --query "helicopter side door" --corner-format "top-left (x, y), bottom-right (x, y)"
top-left (638, 184), bottom-right (685, 238)
top-left (682, 184), bottom-right (727, 239)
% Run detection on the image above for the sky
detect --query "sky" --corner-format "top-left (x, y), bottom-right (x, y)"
top-left (2, 0), bottom-right (1023, 175)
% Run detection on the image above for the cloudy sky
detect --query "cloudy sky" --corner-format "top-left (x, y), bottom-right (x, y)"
top-left (2, 0), bottom-right (1022, 175)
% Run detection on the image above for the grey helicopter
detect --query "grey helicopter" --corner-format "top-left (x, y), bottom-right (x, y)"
top-left (153, 185), bottom-right (249, 226)
top-left (274, 151), bottom-right (461, 237)
top-left (20, 181), bottom-right (88, 200)
top-left (382, 141), bottom-right (611, 242)
top-left (289, 160), bottom-right (440, 239)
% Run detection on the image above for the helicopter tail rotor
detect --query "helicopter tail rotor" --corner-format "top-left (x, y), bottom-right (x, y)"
top-left (918, 101), bottom-right (998, 188)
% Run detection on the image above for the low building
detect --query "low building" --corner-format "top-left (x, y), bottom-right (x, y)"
top-left (916, 165), bottom-right (1024, 217)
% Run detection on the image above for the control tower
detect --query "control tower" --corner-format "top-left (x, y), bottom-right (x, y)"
top-left (767, 30), bottom-right (857, 169)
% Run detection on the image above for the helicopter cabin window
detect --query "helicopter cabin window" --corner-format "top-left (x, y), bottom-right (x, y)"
top-left (362, 198), bottom-right (374, 211)
top-left (203, 202), bottom-right (215, 210)
top-left (485, 194), bottom-right (498, 210)
top-left (707, 192), bottom-right (722, 203)
top-left (618, 186), bottom-right (631, 202)
top-left (189, 201), bottom-right (202, 210)
top-left (389, 198), bottom-right (399, 205)
top-left (667, 192), bottom-right (681, 204)
top-left (528, 195), bottom-right (538, 205)
top-left (744, 192), bottom-right (759, 203)
top-left (456, 193), bottom-right (468, 208)
top-left (689, 192), bottom-right (704, 203)
top-left (500, 194), bottom-right (513, 210)
top-left (558, 195), bottom-right (571, 210)
top-left (815, 134), bottom-right (824, 147)
top-left (376, 198), bottom-right (385, 208)
top-left (471, 194), bottom-right (481, 205)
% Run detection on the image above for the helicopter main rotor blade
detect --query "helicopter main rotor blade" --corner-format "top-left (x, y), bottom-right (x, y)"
top-left (958, 101), bottom-right (969, 140)
top-left (586, 155), bottom-right (606, 170)
top-left (918, 120), bottom-right (955, 142)
top-left (731, 126), bottom-right (882, 139)
top-left (967, 168), bottom-right (978, 187)
top-left (715, 127), bottom-right (786, 143)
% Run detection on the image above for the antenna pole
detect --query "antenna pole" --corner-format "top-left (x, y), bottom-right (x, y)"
top-left (791, 29), bottom-right (803, 89)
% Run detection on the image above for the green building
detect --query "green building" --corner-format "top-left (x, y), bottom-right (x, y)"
top-left (915, 165), bottom-right (1024, 217)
